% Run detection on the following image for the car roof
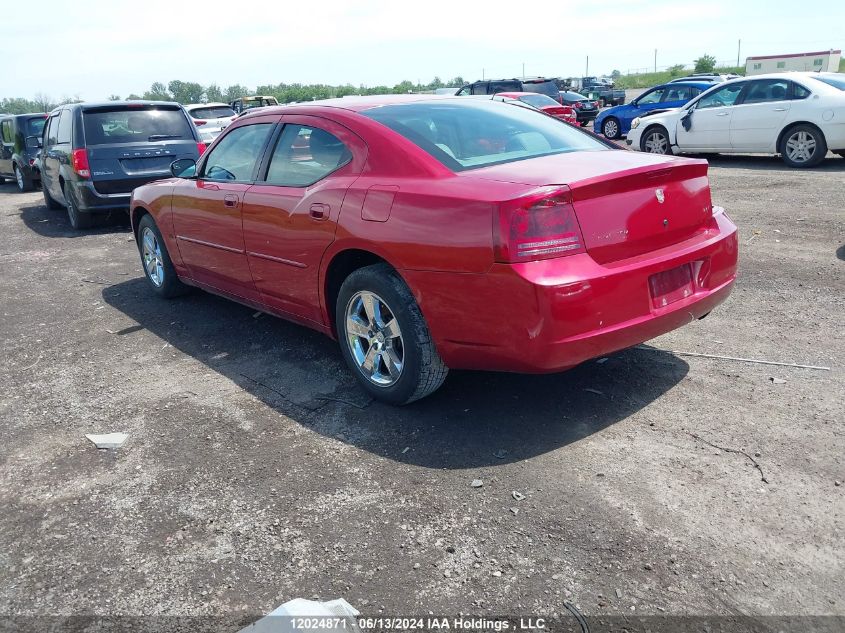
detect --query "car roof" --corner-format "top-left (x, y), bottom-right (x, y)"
top-left (51, 100), bottom-right (183, 113)
top-left (656, 81), bottom-right (715, 89)
top-left (185, 102), bottom-right (231, 109)
top-left (494, 91), bottom-right (549, 98)
top-left (239, 94), bottom-right (453, 116)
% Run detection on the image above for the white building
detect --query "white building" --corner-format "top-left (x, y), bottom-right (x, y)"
top-left (745, 50), bottom-right (841, 76)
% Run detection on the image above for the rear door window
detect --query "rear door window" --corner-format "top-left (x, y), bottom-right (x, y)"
top-left (0, 120), bottom-right (12, 144)
top-left (662, 86), bottom-right (692, 101)
top-left (470, 82), bottom-right (489, 95)
top-left (264, 125), bottom-right (352, 187)
top-left (57, 110), bottom-right (72, 144)
top-left (741, 79), bottom-right (790, 104)
top-left (200, 123), bottom-right (274, 182)
top-left (82, 107), bottom-right (193, 145)
top-left (45, 115), bottom-right (59, 145)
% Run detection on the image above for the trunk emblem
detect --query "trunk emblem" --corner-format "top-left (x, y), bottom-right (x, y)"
top-left (655, 188), bottom-right (665, 204)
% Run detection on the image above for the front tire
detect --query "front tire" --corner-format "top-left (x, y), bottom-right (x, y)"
top-left (602, 117), bottom-right (621, 140)
top-left (63, 183), bottom-right (92, 229)
top-left (137, 214), bottom-right (190, 298)
top-left (336, 264), bottom-right (448, 405)
top-left (14, 164), bottom-right (33, 192)
top-left (641, 126), bottom-right (673, 155)
top-left (780, 124), bottom-right (827, 168)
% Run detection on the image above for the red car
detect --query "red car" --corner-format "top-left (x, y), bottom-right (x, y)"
top-left (131, 96), bottom-right (737, 405)
top-left (494, 91), bottom-right (578, 125)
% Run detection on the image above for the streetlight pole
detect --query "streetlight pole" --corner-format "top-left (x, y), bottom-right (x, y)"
top-left (737, 39), bottom-right (741, 67)
top-left (654, 49), bottom-right (657, 73)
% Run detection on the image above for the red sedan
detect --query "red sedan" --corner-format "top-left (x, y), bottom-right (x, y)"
top-left (130, 96), bottom-right (738, 405)
top-left (494, 91), bottom-right (578, 125)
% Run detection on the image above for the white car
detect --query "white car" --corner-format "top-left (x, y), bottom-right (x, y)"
top-left (184, 103), bottom-right (237, 143)
top-left (626, 72), bottom-right (845, 167)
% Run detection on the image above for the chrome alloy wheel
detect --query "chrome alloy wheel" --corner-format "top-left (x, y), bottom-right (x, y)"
top-left (644, 130), bottom-right (669, 153)
top-left (345, 291), bottom-right (404, 386)
top-left (603, 119), bottom-right (619, 138)
top-left (141, 227), bottom-right (165, 287)
top-left (785, 130), bottom-right (817, 163)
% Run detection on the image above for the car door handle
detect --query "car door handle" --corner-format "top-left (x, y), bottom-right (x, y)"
top-left (309, 203), bottom-right (330, 220)
top-left (224, 194), bottom-right (239, 207)
top-left (773, 107), bottom-right (787, 111)
top-left (715, 112), bottom-right (730, 116)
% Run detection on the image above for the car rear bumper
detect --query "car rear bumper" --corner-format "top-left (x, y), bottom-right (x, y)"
top-left (70, 180), bottom-right (132, 213)
top-left (405, 210), bottom-right (738, 373)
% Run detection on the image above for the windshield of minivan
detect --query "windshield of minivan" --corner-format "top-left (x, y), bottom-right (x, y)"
top-left (362, 100), bottom-right (607, 171)
top-left (82, 107), bottom-right (193, 144)
top-left (26, 117), bottom-right (46, 137)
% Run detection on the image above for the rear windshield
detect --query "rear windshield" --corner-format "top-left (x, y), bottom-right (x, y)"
top-left (521, 80), bottom-right (559, 99)
top-left (25, 117), bottom-right (46, 137)
top-left (190, 106), bottom-right (236, 119)
top-left (561, 92), bottom-right (588, 102)
top-left (362, 100), bottom-right (607, 172)
top-left (814, 76), bottom-right (845, 91)
top-left (517, 94), bottom-right (559, 108)
top-left (82, 106), bottom-right (193, 145)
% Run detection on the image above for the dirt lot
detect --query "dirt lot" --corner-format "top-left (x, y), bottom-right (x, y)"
top-left (1, 153), bottom-right (843, 632)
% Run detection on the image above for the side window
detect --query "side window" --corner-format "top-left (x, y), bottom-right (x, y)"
top-left (0, 120), bottom-right (12, 144)
top-left (742, 79), bottom-right (790, 105)
top-left (200, 123), bottom-right (273, 181)
top-left (57, 110), bottom-right (72, 144)
top-left (471, 82), bottom-right (489, 95)
top-left (792, 82), bottom-right (811, 100)
top-left (690, 87), bottom-right (703, 97)
top-left (697, 83), bottom-right (745, 109)
top-left (662, 86), bottom-right (691, 102)
top-left (637, 88), bottom-right (664, 105)
top-left (265, 125), bottom-right (352, 187)
top-left (455, 86), bottom-right (470, 96)
top-left (45, 115), bottom-right (59, 145)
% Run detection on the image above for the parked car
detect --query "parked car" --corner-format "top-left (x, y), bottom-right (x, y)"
top-left (230, 95), bottom-right (279, 114)
top-left (668, 73), bottom-right (741, 84)
top-left (494, 92), bottom-right (577, 124)
top-left (626, 72), bottom-right (845, 167)
top-left (40, 101), bottom-right (205, 229)
top-left (456, 78), bottom-right (561, 102)
top-left (565, 77), bottom-right (626, 107)
top-left (184, 103), bottom-right (236, 142)
top-left (559, 91), bottom-right (599, 125)
top-left (130, 96), bottom-right (737, 404)
top-left (0, 112), bottom-right (47, 191)
top-left (594, 81), bottom-right (711, 139)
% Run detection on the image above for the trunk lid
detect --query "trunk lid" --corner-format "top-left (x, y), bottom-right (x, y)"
top-left (462, 150), bottom-right (714, 263)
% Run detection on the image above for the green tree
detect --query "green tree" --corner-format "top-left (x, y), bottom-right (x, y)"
top-left (108, 94), bottom-right (121, 101)
top-left (205, 83), bottom-right (224, 103)
top-left (610, 69), bottom-right (621, 79)
top-left (143, 82), bottom-right (172, 101)
top-left (168, 80), bottom-right (204, 104)
top-left (223, 84), bottom-right (251, 103)
top-left (126, 93), bottom-right (142, 100)
top-left (668, 64), bottom-right (686, 77)
top-left (33, 93), bottom-right (55, 112)
top-left (694, 54), bottom-right (717, 73)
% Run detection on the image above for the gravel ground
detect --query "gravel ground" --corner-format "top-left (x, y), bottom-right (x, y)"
top-left (1, 153), bottom-right (843, 632)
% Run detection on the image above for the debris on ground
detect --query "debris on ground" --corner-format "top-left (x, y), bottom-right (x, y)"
top-left (85, 433), bottom-right (128, 449)
top-left (470, 479), bottom-right (483, 488)
top-left (239, 598), bottom-right (360, 632)
top-left (512, 491), bottom-right (525, 501)
top-left (769, 377), bottom-right (787, 384)
top-left (509, 507), bottom-right (519, 515)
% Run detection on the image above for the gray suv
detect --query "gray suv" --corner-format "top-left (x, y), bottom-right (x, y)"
top-left (40, 101), bottom-right (204, 229)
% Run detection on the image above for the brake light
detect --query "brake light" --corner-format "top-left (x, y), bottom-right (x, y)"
top-left (71, 149), bottom-right (90, 178)
top-left (197, 142), bottom-right (207, 155)
top-left (574, 101), bottom-right (583, 109)
top-left (193, 119), bottom-right (207, 126)
top-left (494, 186), bottom-right (586, 262)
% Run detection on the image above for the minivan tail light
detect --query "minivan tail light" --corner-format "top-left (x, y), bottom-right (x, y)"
top-left (494, 186), bottom-right (586, 263)
top-left (197, 142), bottom-right (207, 155)
top-left (71, 149), bottom-right (90, 178)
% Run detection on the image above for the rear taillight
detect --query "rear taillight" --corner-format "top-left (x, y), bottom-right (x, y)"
top-left (193, 119), bottom-right (207, 126)
top-left (574, 101), bottom-right (583, 109)
top-left (494, 186), bottom-right (586, 262)
top-left (197, 142), bottom-right (207, 155)
top-left (71, 149), bottom-right (90, 178)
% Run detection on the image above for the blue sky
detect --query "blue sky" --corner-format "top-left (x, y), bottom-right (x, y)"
top-left (2, 0), bottom-right (843, 100)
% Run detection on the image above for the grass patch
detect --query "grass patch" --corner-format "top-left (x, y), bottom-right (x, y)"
top-left (614, 66), bottom-right (745, 89)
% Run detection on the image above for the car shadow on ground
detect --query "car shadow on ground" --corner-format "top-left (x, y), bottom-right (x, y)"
top-left (102, 278), bottom-right (689, 469)
top-left (18, 201), bottom-right (130, 238)
top-left (836, 244), bottom-right (845, 262)
top-left (703, 153), bottom-right (845, 172)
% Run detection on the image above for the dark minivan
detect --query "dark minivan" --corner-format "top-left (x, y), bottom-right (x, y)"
top-left (456, 77), bottom-right (562, 102)
top-left (40, 101), bottom-right (205, 229)
top-left (0, 112), bottom-right (47, 192)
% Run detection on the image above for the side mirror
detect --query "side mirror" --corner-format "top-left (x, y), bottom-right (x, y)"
top-left (26, 135), bottom-right (42, 149)
top-left (170, 158), bottom-right (197, 178)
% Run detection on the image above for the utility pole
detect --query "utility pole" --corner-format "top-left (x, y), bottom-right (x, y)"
top-left (586, 55), bottom-right (589, 77)
top-left (482, 68), bottom-right (485, 80)
top-left (522, 62), bottom-right (525, 79)
top-left (654, 49), bottom-right (657, 73)
top-left (737, 39), bottom-right (741, 67)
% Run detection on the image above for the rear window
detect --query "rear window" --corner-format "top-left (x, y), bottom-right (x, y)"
top-left (25, 117), bottom-right (46, 137)
top-left (517, 94), bottom-right (559, 108)
top-left (521, 80), bottom-right (559, 99)
top-left (814, 76), bottom-right (845, 91)
top-left (82, 106), bottom-right (193, 145)
top-left (190, 106), bottom-right (236, 119)
top-left (362, 100), bottom-right (607, 172)
top-left (561, 92), bottom-right (588, 103)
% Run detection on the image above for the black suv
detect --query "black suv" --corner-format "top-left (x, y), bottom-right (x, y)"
top-left (0, 113), bottom-right (47, 192)
top-left (40, 101), bottom-right (203, 229)
top-left (456, 77), bottom-right (561, 101)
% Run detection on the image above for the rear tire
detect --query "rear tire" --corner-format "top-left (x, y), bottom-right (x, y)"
top-left (602, 117), bottom-right (621, 139)
top-left (42, 179), bottom-right (61, 210)
top-left (63, 183), bottom-right (92, 229)
top-left (14, 164), bottom-right (33, 192)
top-left (779, 124), bottom-right (827, 168)
top-left (640, 126), bottom-right (673, 155)
top-left (137, 214), bottom-right (190, 298)
top-left (336, 263), bottom-right (448, 405)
